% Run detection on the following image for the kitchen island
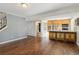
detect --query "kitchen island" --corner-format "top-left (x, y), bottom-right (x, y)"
top-left (49, 31), bottom-right (77, 43)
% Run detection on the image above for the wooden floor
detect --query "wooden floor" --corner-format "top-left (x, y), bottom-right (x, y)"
top-left (0, 36), bottom-right (79, 55)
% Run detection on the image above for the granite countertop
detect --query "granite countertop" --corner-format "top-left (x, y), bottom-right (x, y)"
top-left (49, 30), bottom-right (76, 32)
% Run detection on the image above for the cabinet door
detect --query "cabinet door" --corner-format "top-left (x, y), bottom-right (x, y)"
top-left (49, 32), bottom-right (56, 40)
top-left (57, 33), bottom-right (64, 40)
top-left (65, 33), bottom-right (76, 42)
top-left (52, 32), bottom-right (56, 39)
top-left (49, 32), bottom-right (53, 39)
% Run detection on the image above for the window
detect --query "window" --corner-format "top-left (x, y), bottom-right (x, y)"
top-left (75, 18), bottom-right (79, 26)
top-left (0, 12), bottom-right (7, 30)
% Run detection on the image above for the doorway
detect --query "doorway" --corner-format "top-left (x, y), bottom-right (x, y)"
top-left (36, 22), bottom-right (41, 37)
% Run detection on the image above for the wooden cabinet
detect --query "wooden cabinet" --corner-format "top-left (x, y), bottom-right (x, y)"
top-left (48, 19), bottom-right (71, 31)
top-left (65, 33), bottom-right (76, 42)
top-left (49, 31), bottom-right (76, 43)
top-left (49, 32), bottom-right (53, 39)
top-left (57, 33), bottom-right (64, 41)
top-left (49, 32), bottom-right (56, 40)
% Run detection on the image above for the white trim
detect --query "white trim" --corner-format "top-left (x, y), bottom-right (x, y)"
top-left (0, 9), bottom-right (26, 19)
top-left (0, 36), bottom-right (27, 44)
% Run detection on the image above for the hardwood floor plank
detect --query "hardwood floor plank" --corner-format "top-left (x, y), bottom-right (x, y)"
top-left (0, 36), bottom-right (79, 55)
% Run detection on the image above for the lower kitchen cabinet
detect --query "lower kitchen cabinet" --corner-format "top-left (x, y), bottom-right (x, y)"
top-left (57, 33), bottom-right (65, 41)
top-left (49, 31), bottom-right (76, 43)
top-left (65, 33), bottom-right (76, 42)
top-left (49, 32), bottom-right (56, 40)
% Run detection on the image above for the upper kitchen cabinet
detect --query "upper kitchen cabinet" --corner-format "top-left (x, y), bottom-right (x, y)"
top-left (48, 19), bottom-right (71, 31)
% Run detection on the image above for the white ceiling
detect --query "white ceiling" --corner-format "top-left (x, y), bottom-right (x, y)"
top-left (0, 3), bottom-right (74, 18)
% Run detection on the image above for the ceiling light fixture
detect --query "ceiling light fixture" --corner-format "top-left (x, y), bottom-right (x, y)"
top-left (21, 3), bottom-right (29, 8)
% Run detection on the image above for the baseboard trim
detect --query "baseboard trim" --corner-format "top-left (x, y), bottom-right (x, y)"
top-left (0, 36), bottom-right (27, 44)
